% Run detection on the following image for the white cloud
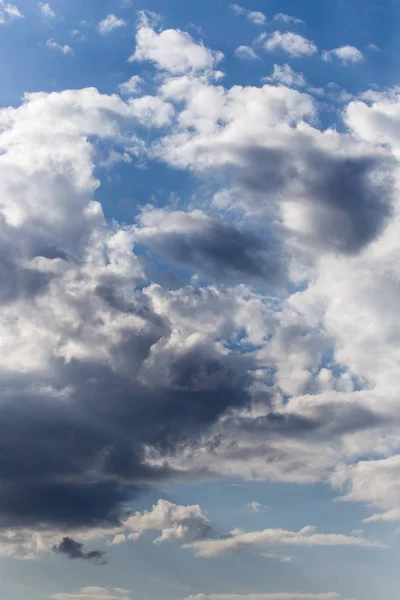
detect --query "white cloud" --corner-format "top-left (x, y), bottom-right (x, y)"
top-left (273, 13), bottom-right (304, 25)
top-left (234, 45), bottom-right (259, 60)
top-left (129, 95), bottom-right (174, 126)
top-left (264, 32), bottom-right (317, 57)
top-left (0, 0), bottom-right (22, 23)
top-left (129, 25), bottom-right (223, 74)
top-left (52, 588), bottom-right (133, 600)
top-left (230, 4), bottom-right (246, 15)
top-left (45, 39), bottom-right (73, 54)
top-left (136, 9), bottom-right (162, 29)
top-left (186, 595), bottom-right (341, 600)
top-left (249, 501), bottom-right (262, 512)
top-left (322, 45), bottom-right (363, 64)
top-left (98, 13), bottom-right (127, 34)
top-left (263, 64), bottom-right (306, 87)
top-left (118, 75), bottom-right (143, 95)
top-left (247, 11), bottom-right (266, 25)
top-left (158, 78), bottom-right (316, 170)
top-left (262, 553), bottom-right (293, 562)
top-left (120, 499), bottom-right (212, 544)
top-left (346, 88), bottom-right (400, 151)
top-left (332, 456), bottom-right (400, 522)
top-left (69, 29), bottom-right (85, 40)
top-left (39, 2), bottom-right (55, 18)
top-left (230, 4), bottom-right (266, 25)
top-left (184, 525), bottom-right (383, 557)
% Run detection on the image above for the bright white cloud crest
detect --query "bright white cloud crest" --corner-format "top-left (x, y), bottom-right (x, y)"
top-left (323, 45), bottom-right (364, 64)
top-left (264, 32), bottom-right (317, 57)
top-left (129, 25), bottom-right (223, 74)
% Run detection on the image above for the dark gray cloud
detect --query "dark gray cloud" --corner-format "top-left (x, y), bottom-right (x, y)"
top-left (52, 537), bottom-right (107, 564)
top-left (0, 307), bottom-right (250, 530)
top-left (233, 145), bottom-right (395, 254)
top-left (220, 403), bottom-right (391, 444)
top-left (135, 211), bottom-right (285, 284)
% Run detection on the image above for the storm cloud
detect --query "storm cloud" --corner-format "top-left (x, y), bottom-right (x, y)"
top-left (53, 537), bottom-right (107, 564)
top-left (134, 209), bottom-right (284, 283)
top-left (234, 146), bottom-right (395, 254)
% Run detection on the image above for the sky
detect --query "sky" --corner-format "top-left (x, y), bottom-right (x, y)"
top-left (1, 1), bottom-right (400, 599)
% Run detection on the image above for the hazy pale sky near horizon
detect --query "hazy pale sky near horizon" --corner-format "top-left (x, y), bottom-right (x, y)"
top-left (0, 1), bottom-right (400, 599)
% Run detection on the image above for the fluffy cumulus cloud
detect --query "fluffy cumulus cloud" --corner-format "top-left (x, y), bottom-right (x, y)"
top-left (113, 499), bottom-right (213, 545)
top-left (264, 64), bottom-right (306, 87)
top-left (234, 45), bottom-right (259, 60)
top-left (273, 13), bottom-right (304, 25)
top-left (0, 0), bottom-right (22, 22)
top-left (129, 24), bottom-right (223, 74)
top-left (45, 38), bottom-right (73, 54)
top-left (187, 594), bottom-right (343, 600)
top-left (39, 2), bottom-right (55, 18)
top-left (263, 32), bottom-right (317, 57)
top-left (104, 499), bottom-right (381, 558)
top-left (52, 588), bottom-right (133, 600)
top-left (0, 86), bottom-right (256, 558)
top-left (323, 45), bottom-right (364, 64)
top-left (247, 11), bottom-right (266, 25)
top-left (133, 208), bottom-right (284, 283)
top-left (98, 14), bottom-right (127, 34)
top-left (230, 5), bottom-right (266, 25)
top-left (156, 77), bottom-right (394, 257)
top-left (2, 16), bottom-right (400, 570)
top-left (332, 456), bottom-right (400, 522)
top-left (119, 75), bottom-right (143, 96)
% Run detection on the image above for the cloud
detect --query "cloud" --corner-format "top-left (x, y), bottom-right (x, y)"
top-left (332, 456), bottom-right (400, 522)
top-left (118, 75), bottom-right (143, 95)
top-left (129, 25), bottom-right (223, 74)
top-left (234, 45), bottom-right (259, 60)
top-left (234, 147), bottom-right (394, 254)
top-left (0, 87), bottom-right (255, 545)
top-left (248, 501), bottom-right (262, 512)
top-left (273, 13), bottom-right (304, 25)
top-left (184, 524), bottom-right (383, 557)
top-left (263, 32), bottom-right (317, 56)
top-left (0, 0), bottom-right (22, 22)
top-left (263, 64), bottom-right (306, 87)
top-left (133, 208), bottom-right (285, 283)
top-left (262, 553), bottom-right (293, 562)
top-left (186, 594), bottom-right (342, 600)
top-left (106, 499), bottom-right (382, 559)
top-left (322, 45), bottom-right (363, 64)
top-left (52, 537), bottom-right (106, 564)
top-left (45, 38), bottom-right (73, 54)
top-left (39, 2), bottom-right (55, 18)
top-left (345, 88), bottom-right (400, 154)
top-left (247, 11), bottom-right (266, 26)
top-left (52, 588), bottom-right (133, 600)
top-left (98, 13), bottom-right (127, 34)
top-left (119, 499), bottom-right (213, 543)
top-left (230, 5), bottom-right (266, 25)
top-left (157, 77), bottom-right (394, 256)
top-left (230, 4), bottom-right (245, 15)
top-left (0, 25), bottom-right (399, 565)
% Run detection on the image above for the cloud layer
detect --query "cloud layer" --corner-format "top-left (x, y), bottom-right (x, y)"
top-left (0, 18), bottom-right (399, 569)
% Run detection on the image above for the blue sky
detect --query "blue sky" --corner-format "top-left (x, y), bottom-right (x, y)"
top-left (1, 2), bottom-right (400, 600)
